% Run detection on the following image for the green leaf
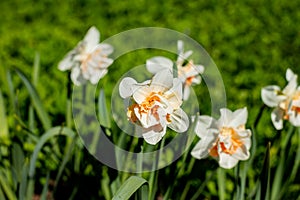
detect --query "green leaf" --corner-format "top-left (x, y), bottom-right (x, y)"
top-left (0, 89), bottom-right (8, 138)
top-left (217, 168), bottom-right (226, 200)
top-left (0, 170), bottom-right (17, 200)
top-left (259, 142), bottom-right (271, 200)
top-left (112, 176), bottom-right (148, 200)
top-left (18, 161), bottom-right (29, 200)
top-left (98, 89), bottom-right (111, 128)
top-left (15, 69), bottom-right (51, 130)
top-left (29, 126), bottom-right (76, 178)
top-left (40, 172), bottom-right (50, 200)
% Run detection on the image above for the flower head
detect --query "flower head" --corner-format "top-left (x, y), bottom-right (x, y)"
top-left (191, 107), bottom-right (251, 169)
top-left (261, 68), bottom-right (300, 130)
top-left (146, 40), bottom-right (204, 100)
top-left (58, 26), bottom-right (114, 85)
top-left (119, 69), bottom-right (189, 145)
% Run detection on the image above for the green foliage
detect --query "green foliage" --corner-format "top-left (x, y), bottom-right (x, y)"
top-left (0, 0), bottom-right (299, 199)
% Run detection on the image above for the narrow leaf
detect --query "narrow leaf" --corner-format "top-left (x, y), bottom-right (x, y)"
top-left (260, 142), bottom-right (271, 200)
top-left (29, 127), bottom-right (76, 178)
top-left (0, 171), bottom-right (17, 200)
top-left (98, 89), bottom-right (111, 128)
top-left (112, 176), bottom-right (148, 200)
top-left (0, 89), bottom-right (8, 138)
top-left (40, 172), bottom-right (50, 200)
top-left (15, 69), bottom-right (51, 130)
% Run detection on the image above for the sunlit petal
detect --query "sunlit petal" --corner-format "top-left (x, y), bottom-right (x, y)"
top-left (218, 152), bottom-right (239, 169)
top-left (83, 26), bottom-right (100, 52)
top-left (261, 85), bottom-right (285, 107)
top-left (119, 77), bottom-right (138, 98)
top-left (146, 56), bottom-right (173, 74)
top-left (229, 107), bottom-right (248, 127)
top-left (168, 108), bottom-right (189, 132)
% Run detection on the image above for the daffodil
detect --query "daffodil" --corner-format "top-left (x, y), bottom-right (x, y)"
top-left (58, 26), bottom-right (113, 85)
top-left (119, 69), bottom-right (189, 145)
top-left (146, 40), bottom-right (204, 100)
top-left (261, 68), bottom-right (300, 130)
top-left (191, 107), bottom-right (251, 169)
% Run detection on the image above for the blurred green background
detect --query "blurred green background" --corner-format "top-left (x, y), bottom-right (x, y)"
top-left (0, 0), bottom-right (299, 199)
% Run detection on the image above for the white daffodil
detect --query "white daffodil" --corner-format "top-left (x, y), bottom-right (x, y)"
top-left (146, 40), bottom-right (204, 100)
top-left (261, 68), bottom-right (300, 130)
top-left (191, 107), bottom-right (251, 169)
top-left (119, 69), bottom-right (189, 145)
top-left (58, 26), bottom-right (114, 85)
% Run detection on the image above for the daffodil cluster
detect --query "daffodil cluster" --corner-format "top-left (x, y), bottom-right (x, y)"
top-left (58, 26), bottom-right (114, 86)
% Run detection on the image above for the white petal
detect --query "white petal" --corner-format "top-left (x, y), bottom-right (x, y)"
top-left (228, 107), bottom-right (248, 127)
top-left (89, 69), bottom-right (107, 84)
top-left (146, 56), bottom-right (173, 74)
top-left (232, 146), bottom-right (250, 161)
top-left (168, 108), bottom-right (189, 132)
top-left (150, 69), bottom-right (173, 92)
top-left (240, 136), bottom-right (252, 151)
top-left (261, 85), bottom-right (285, 107)
top-left (218, 152), bottom-right (239, 169)
top-left (219, 108), bottom-right (233, 127)
top-left (283, 74), bottom-right (298, 97)
top-left (236, 129), bottom-right (251, 138)
top-left (191, 137), bottom-right (216, 160)
top-left (286, 68), bottom-right (295, 81)
top-left (58, 50), bottom-right (76, 71)
top-left (192, 76), bottom-right (201, 85)
top-left (183, 85), bottom-right (190, 101)
top-left (177, 40), bottom-right (184, 55)
top-left (142, 125), bottom-right (166, 145)
top-left (71, 66), bottom-right (84, 86)
top-left (271, 108), bottom-right (284, 130)
top-left (164, 78), bottom-right (183, 109)
top-left (119, 77), bottom-right (138, 98)
top-left (84, 26), bottom-right (100, 52)
top-left (133, 86), bottom-right (152, 104)
top-left (194, 115), bottom-right (218, 138)
top-left (96, 43), bottom-right (114, 55)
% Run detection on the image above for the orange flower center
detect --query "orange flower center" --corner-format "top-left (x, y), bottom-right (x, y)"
top-left (280, 91), bottom-right (300, 120)
top-left (209, 127), bottom-right (244, 157)
top-left (127, 92), bottom-right (172, 124)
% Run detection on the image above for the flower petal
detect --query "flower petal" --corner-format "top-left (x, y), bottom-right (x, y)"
top-left (133, 86), bottom-right (152, 104)
top-left (146, 56), bottom-right (173, 74)
top-left (71, 66), bottom-right (85, 86)
top-left (119, 77), bottom-right (138, 98)
top-left (83, 26), bottom-right (100, 52)
top-left (228, 107), bottom-right (248, 127)
top-left (89, 69), bottom-right (108, 84)
top-left (183, 84), bottom-right (190, 101)
top-left (219, 108), bottom-right (233, 127)
top-left (168, 108), bottom-right (189, 132)
top-left (286, 68), bottom-right (296, 82)
top-left (142, 125), bottom-right (166, 145)
top-left (150, 69), bottom-right (173, 92)
top-left (164, 78), bottom-right (183, 109)
top-left (218, 152), bottom-right (239, 169)
top-left (96, 43), bottom-right (114, 55)
top-left (58, 49), bottom-right (76, 71)
top-left (261, 85), bottom-right (285, 107)
top-left (271, 107), bottom-right (284, 130)
top-left (283, 73), bottom-right (298, 96)
top-left (191, 136), bottom-right (216, 159)
top-left (232, 146), bottom-right (250, 161)
top-left (194, 115), bottom-right (218, 138)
